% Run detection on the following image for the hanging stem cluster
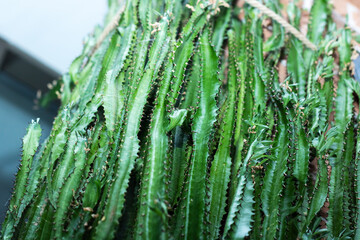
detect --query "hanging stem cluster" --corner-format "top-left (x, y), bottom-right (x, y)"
top-left (2, 0), bottom-right (360, 239)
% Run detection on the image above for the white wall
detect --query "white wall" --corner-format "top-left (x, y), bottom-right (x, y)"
top-left (0, 0), bottom-right (108, 73)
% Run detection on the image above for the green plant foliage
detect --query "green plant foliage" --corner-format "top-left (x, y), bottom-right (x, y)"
top-left (2, 0), bottom-right (360, 239)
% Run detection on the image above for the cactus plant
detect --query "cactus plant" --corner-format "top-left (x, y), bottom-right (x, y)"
top-left (2, 0), bottom-right (360, 239)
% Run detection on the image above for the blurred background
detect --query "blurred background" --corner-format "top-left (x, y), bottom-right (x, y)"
top-left (0, 0), bottom-right (107, 223)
